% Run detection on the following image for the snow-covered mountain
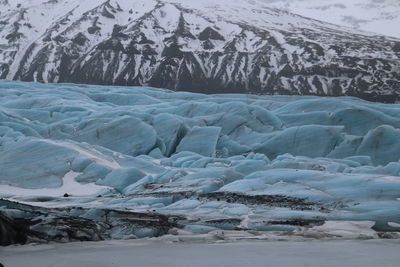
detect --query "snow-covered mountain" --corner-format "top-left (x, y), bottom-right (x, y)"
top-left (0, 0), bottom-right (400, 101)
top-left (261, 0), bottom-right (400, 38)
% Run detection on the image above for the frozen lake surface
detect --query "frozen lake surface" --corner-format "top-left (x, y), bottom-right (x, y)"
top-left (1, 239), bottom-right (400, 267)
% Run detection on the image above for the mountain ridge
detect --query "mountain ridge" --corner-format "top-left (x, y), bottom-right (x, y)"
top-left (0, 0), bottom-right (400, 102)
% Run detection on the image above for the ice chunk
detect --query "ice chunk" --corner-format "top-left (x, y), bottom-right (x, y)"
top-left (330, 108), bottom-right (400, 136)
top-left (357, 125), bottom-right (400, 165)
top-left (0, 138), bottom-right (73, 188)
top-left (74, 116), bottom-right (157, 156)
top-left (153, 113), bottom-right (186, 156)
top-left (233, 160), bottom-right (269, 175)
top-left (98, 168), bottom-right (146, 192)
top-left (328, 135), bottom-right (363, 159)
top-left (176, 126), bottom-right (221, 157)
top-left (256, 125), bottom-right (344, 159)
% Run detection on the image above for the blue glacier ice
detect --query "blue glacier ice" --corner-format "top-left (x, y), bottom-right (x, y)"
top-left (176, 126), bottom-right (221, 157)
top-left (1, 80), bottom-right (400, 239)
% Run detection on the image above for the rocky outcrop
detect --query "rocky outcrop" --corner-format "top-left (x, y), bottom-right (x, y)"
top-left (0, 199), bottom-right (184, 246)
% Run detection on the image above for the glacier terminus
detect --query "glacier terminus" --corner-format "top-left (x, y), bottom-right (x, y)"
top-left (0, 80), bottom-right (400, 244)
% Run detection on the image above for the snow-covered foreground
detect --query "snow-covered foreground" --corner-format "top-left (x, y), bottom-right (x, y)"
top-left (1, 80), bottom-right (400, 244)
top-left (1, 239), bottom-right (400, 267)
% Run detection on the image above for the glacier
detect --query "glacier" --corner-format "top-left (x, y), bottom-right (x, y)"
top-left (0, 80), bottom-right (400, 244)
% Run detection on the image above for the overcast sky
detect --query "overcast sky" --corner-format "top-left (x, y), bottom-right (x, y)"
top-left (260, 0), bottom-right (400, 38)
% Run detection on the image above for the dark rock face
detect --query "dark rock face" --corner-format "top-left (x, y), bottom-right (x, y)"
top-left (199, 27), bottom-right (225, 41)
top-left (0, 212), bottom-right (29, 246)
top-left (0, 0), bottom-right (400, 102)
top-left (0, 196), bottom-right (332, 245)
top-left (0, 199), bottom-right (183, 246)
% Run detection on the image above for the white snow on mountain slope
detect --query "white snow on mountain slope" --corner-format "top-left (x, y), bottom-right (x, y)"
top-left (163, 0), bottom-right (334, 32)
top-left (261, 0), bottom-right (400, 38)
top-left (1, 0), bottom-right (399, 101)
